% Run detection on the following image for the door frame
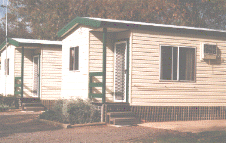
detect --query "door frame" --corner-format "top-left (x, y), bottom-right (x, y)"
top-left (32, 55), bottom-right (40, 98)
top-left (114, 39), bottom-right (129, 103)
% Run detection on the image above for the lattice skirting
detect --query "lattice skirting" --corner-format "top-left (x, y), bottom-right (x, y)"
top-left (131, 106), bottom-right (226, 122)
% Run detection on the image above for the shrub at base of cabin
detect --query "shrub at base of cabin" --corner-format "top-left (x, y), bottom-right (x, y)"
top-left (39, 110), bottom-right (62, 122)
top-left (0, 104), bottom-right (9, 112)
top-left (0, 94), bottom-right (20, 111)
top-left (67, 98), bottom-right (100, 125)
top-left (39, 98), bottom-right (101, 124)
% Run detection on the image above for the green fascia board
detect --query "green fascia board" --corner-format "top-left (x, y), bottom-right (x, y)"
top-left (0, 38), bottom-right (20, 51)
top-left (57, 17), bottom-right (102, 37)
top-left (0, 41), bottom-right (6, 51)
top-left (8, 38), bottom-right (20, 47)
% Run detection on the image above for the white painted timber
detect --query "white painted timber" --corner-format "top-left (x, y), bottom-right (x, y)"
top-left (0, 45), bottom-right (15, 95)
top-left (130, 29), bottom-right (226, 106)
top-left (61, 26), bottom-right (90, 99)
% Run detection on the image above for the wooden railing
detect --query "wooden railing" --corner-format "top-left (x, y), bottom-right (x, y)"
top-left (14, 77), bottom-right (22, 95)
top-left (89, 72), bottom-right (103, 99)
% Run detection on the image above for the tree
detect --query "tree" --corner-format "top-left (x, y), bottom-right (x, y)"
top-left (0, 0), bottom-right (225, 44)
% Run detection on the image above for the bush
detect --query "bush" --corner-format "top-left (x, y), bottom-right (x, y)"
top-left (0, 94), bottom-right (19, 111)
top-left (0, 104), bottom-right (9, 112)
top-left (39, 98), bottom-right (101, 125)
top-left (0, 95), bottom-right (3, 104)
top-left (39, 110), bottom-right (62, 122)
top-left (3, 95), bottom-right (18, 107)
top-left (67, 99), bottom-right (100, 125)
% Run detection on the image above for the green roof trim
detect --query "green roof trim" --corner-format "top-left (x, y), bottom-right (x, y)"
top-left (8, 38), bottom-right (20, 47)
top-left (0, 38), bottom-right (20, 51)
top-left (57, 17), bottom-right (102, 37)
top-left (0, 41), bottom-right (6, 51)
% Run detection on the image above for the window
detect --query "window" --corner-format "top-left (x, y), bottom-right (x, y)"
top-left (69, 47), bottom-right (79, 71)
top-left (4, 58), bottom-right (9, 75)
top-left (160, 46), bottom-right (195, 81)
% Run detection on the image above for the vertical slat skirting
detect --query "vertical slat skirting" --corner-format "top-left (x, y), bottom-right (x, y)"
top-left (41, 100), bottom-right (56, 110)
top-left (131, 106), bottom-right (226, 122)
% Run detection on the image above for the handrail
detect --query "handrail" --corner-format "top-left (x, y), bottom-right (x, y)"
top-left (89, 72), bottom-right (103, 99)
top-left (14, 77), bottom-right (22, 95)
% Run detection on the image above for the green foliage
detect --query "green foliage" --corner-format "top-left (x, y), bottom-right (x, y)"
top-left (0, 94), bottom-right (19, 110)
top-left (0, 94), bottom-right (3, 104)
top-left (39, 98), bottom-right (100, 125)
top-left (67, 99), bottom-right (100, 125)
top-left (3, 95), bottom-right (18, 107)
top-left (39, 110), bottom-right (62, 122)
top-left (0, 104), bottom-right (9, 112)
top-left (1, 0), bottom-right (226, 44)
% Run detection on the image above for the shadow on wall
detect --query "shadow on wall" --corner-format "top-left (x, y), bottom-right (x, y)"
top-left (91, 77), bottom-right (114, 103)
top-left (22, 84), bottom-right (35, 98)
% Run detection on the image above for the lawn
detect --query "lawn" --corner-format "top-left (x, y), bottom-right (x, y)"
top-left (131, 130), bottom-right (226, 143)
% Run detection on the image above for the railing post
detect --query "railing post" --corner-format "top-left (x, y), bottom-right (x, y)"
top-left (102, 28), bottom-right (107, 104)
top-left (126, 40), bottom-right (129, 103)
top-left (21, 46), bottom-right (24, 104)
top-left (89, 75), bottom-right (92, 99)
top-left (38, 54), bottom-right (41, 98)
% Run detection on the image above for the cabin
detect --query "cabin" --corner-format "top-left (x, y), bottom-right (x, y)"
top-left (58, 17), bottom-right (226, 122)
top-left (0, 38), bottom-right (62, 110)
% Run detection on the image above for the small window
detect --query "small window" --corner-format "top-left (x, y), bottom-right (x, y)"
top-left (4, 58), bottom-right (9, 75)
top-left (160, 46), bottom-right (195, 81)
top-left (69, 47), bottom-right (79, 71)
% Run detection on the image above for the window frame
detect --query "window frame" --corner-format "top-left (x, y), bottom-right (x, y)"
top-left (159, 45), bottom-right (196, 82)
top-left (69, 46), bottom-right (79, 71)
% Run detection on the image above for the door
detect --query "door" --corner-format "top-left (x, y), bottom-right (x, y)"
top-left (114, 41), bottom-right (128, 102)
top-left (33, 55), bottom-right (40, 97)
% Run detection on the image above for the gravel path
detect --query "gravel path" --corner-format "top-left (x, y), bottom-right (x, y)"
top-left (0, 110), bottom-right (166, 143)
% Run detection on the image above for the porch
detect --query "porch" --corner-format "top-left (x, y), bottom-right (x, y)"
top-left (9, 38), bottom-right (62, 111)
top-left (88, 28), bottom-right (130, 104)
top-left (14, 47), bottom-right (41, 101)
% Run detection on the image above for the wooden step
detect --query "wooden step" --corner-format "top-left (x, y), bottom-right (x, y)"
top-left (23, 106), bottom-right (45, 111)
top-left (109, 117), bottom-right (138, 125)
top-left (21, 98), bottom-right (40, 103)
top-left (22, 103), bottom-right (44, 107)
top-left (107, 112), bottom-right (135, 118)
top-left (22, 102), bottom-right (45, 111)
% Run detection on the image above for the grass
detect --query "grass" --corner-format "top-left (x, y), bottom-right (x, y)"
top-left (131, 130), bottom-right (226, 143)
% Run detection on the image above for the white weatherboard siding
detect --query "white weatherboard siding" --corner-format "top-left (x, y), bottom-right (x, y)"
top-left (0, 45), bottom-right (15, 95)
top-left (61, 27), bottom-right (90, 99)
top-left (41, 47), bottom-right (62, 100)
top-left (130, 29), bottom-right (226, 106)
top-left (15, 47), bottom-right (62, 99)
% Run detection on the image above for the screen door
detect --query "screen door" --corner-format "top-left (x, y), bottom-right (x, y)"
top-left (33, 55), bottom-right (40, 97)
top-left (114, 41), bottom-right (127, 102)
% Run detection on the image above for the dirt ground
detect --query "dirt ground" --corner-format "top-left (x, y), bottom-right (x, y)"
top-left (0, 110), bottom-right (169, 143)
top-left (1, 110), bottom-right (226, 142)
top-left (139, 120), bottom-right (226, 133)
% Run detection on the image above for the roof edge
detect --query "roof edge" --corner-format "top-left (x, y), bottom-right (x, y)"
top-left (0, 38), bottom-right (20, 52)
top-left (57, 17), bottom-right (102, 37)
